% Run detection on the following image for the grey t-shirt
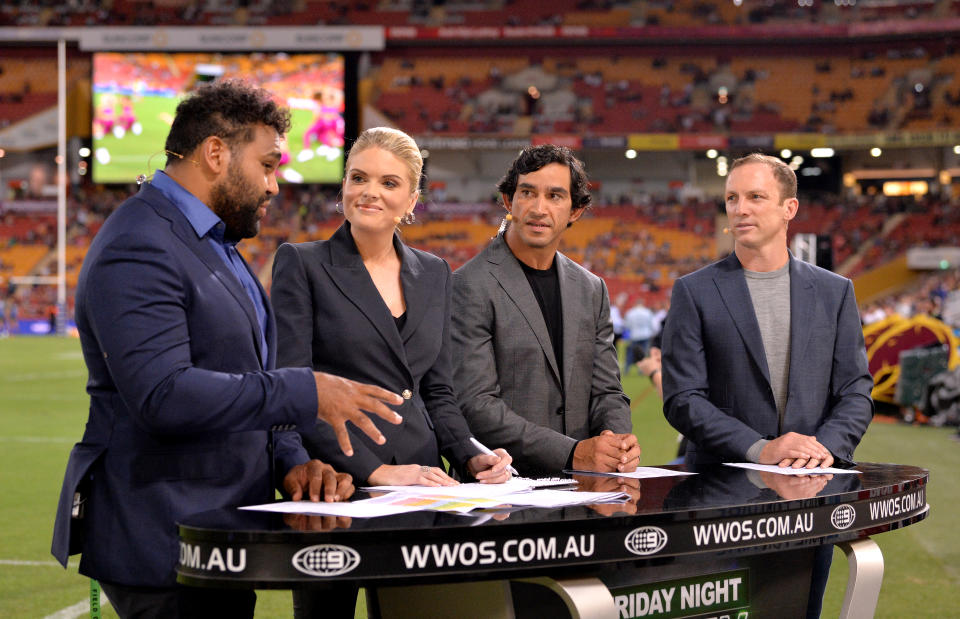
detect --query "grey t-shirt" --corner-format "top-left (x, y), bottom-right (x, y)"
top-left (743, 261), bottom-right (791, 462)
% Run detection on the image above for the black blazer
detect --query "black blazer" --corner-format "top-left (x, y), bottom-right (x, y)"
top-left (271, 222), bottom-right (479, 483)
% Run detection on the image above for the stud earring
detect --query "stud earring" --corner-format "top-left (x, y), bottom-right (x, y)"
top-left (505, 213), bottom-right (513, 221)
top-left (393, 216), bottom-right (402, 224)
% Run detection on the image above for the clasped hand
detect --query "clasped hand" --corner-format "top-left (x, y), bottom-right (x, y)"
top-left (759, 432), bottom-right (834, 469)
top-left (573, 430), bottom-right (642, 473)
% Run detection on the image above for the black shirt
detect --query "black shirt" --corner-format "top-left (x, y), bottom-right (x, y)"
top-left (519, 259), bottom-right (563, 380)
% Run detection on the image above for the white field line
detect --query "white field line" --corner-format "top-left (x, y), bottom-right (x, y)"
top-left (0, 559), bottom-right (61, 566)
top-left (0, 370), bottom-right (86, 382)
top-left (42, 592), bottom-right (111, 619)
top-left (0, 436), bottom-right (75, 443)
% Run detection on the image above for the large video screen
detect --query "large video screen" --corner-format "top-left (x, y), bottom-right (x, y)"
top-left (92, 52), bottom-right (345, 184)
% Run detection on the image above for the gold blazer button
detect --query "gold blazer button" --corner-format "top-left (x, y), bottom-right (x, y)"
top-left (401, 389), bottom-right (413, 400)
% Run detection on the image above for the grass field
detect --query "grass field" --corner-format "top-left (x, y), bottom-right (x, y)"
top-left (1, 336), bottom-right (957, 617)
top-left (91, 93), bottom-right (342, 184)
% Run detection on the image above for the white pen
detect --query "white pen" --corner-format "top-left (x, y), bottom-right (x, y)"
top-left (470, 437), bottom-right (519, 476)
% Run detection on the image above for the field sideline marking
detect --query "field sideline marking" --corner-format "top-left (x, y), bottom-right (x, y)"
top-left (0, 559), bottom-right (60, 566)
top-left (0, 436), bottom-right (75, 443)
top-left (42, 592), bottom-right (111, 619)
top-left (0, 370), bottom-right (86, 382)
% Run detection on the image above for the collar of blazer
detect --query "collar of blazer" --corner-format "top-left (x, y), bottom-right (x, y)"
top-left (322, 221), bottom-right (431, 376)
top-left (483, 234), bottom-right (586, 390)
top-left (712, 251), bottom-right (817, 391)
top-left (139, 182), bottom-right (270, 369)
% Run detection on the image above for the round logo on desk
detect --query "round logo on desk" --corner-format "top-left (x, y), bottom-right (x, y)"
top-left (624, 526), bottom-right (668, 556)
top-left (830, 504), bottom-right (856, 530)
top-left (292, 544), bottom-right (360, 577)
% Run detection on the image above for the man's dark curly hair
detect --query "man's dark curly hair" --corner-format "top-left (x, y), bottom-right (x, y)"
top-left (497, 144), bottom-right (592, 213)
top-left (163, 79), bottom-right (292, 166)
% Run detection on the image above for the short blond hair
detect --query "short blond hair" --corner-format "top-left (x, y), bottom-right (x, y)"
top-left (346, 127), bottom-right (423, 193)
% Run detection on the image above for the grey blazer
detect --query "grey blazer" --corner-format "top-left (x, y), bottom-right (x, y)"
top-left (451, 234), bottom-right (631, 476)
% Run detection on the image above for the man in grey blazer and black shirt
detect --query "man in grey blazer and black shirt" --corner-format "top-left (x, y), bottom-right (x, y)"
top-left (451, 145), bottom-right (640, 477)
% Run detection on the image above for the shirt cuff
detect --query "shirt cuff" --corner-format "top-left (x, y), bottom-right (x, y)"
top-left (565, 441), bottom-right (580, 470)
top-left (746, 439), bottom-right (769, 464)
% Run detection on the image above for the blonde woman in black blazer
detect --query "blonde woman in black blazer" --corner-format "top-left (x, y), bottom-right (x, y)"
top-left (272, 127), bottom-right (513, 488)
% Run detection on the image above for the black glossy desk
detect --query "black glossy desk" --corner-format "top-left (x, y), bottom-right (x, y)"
top-left (178, 463), bottom-right (928, 619)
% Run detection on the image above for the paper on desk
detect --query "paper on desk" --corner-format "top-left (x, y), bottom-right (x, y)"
top-left (564, 466), bottom-right (696, 479)
top-left (724, 462), bottom-right (861, 475)
top-left (240, 484), bottom-right (622, 517)
top-left (239, 497), bottom-right (423, 518)
top-left (372, 492), bottom-right (507, 514)
top-left (495, 489), bottom-right (629, 507)
top-left (241, 490), bottom-right (511, 517)
top-left (362, 477), bottom-right (576, 498)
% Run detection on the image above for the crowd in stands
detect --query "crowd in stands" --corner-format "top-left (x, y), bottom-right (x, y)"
top-left (370, 42), bottom-right (960, 138)
top-left (2, 0), bottom-right (957, 28)
top-left (5, 177), bottom-right (960, 328)
top-left (861, 269), bottom-right (960, 326)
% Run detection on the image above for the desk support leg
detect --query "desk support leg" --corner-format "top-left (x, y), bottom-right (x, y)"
top-left (513, 576), bottom-right (617, 619)
top-left (838, 537), bottom-right (884, 619)
top-left (369, 581), bottom-right (515, 619)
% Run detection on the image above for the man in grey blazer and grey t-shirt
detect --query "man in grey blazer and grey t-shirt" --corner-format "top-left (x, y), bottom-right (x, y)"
top-left (451, 145), bottom-right (640, 478)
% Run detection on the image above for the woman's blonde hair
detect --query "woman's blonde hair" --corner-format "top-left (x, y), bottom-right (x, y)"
top-left (346, 127), bottom-right (423, 193)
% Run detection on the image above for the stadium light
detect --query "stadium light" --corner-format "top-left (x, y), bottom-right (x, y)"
top-left (706, 149), bottom-right (718, 159)
top-left (953, 145), bottom-right (960, 155)
top-left (870, 148), bottom-right (882, 157)
top-left (780, 149), bottom-right (792, 159)
top-left (625, 149), bottom-right (637, 160)
top-left (810, 147), bottom-right (835, 158)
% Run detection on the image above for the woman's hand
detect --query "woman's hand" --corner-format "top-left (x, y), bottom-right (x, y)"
top-left (367, 464), bottom-right (459, 487)
top-left (467, 448), bottom-right (514, 484)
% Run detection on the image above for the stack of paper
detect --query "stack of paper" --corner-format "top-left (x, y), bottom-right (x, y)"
top-left (240, 476), bottom-right (628, 518)
top-left (563, 466), bottom-right (695, 479)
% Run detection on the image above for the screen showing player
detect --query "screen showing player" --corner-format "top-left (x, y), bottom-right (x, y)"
top-left (92, 52), bottom-right (346, 184)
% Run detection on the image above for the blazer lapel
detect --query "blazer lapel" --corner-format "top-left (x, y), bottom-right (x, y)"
top-left (712, 252), bottom-right (771, 385)
top-left (487, 236), bottom-right (562, 384)
top-left (557, 253), bottom-right (580, 393)
top-left (787, 256), bottom-right (815, 392)
top-left (323, 223), bottom-right (409, 370)
top-left (145, 184), bottom-right (267, 368)
top-left (253, 265), bottom-right (275, 370)
top-left (397, 241), bottom-right (430, 346)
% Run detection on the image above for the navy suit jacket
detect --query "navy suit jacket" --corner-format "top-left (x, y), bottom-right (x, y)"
top-left (271, 222), bottom-right (478, 483)
top-left (51, 182), bottom-right (318, 586)
top-left (662, 253), bottom-right (873, 467)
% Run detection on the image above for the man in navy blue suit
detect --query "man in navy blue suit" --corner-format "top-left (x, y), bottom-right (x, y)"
top-left (662, 153), bottom-right (873, 618)
top-left (51, 80), bottom-right (403, 618)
